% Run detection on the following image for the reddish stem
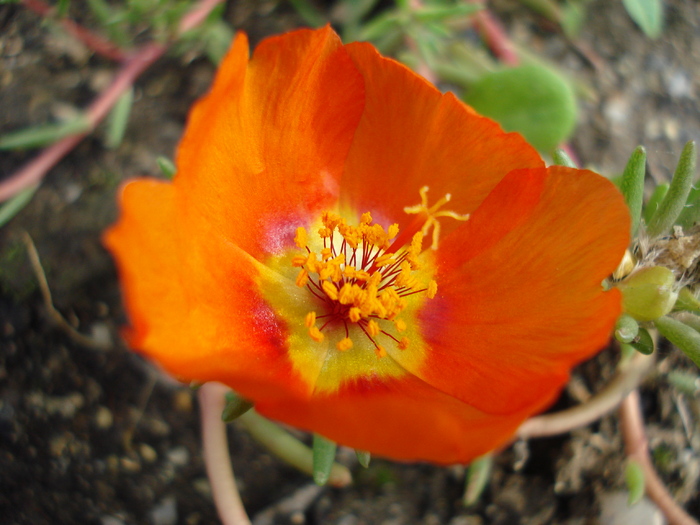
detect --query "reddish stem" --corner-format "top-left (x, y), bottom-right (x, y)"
top-left (21, 0), bottom-right (128, 61)
top-left (473, 10), bottom-right (519, 66)
top-left (619, 391), bottom-right (699, 525)
top-left (0, 0), bottom-right (225, 202)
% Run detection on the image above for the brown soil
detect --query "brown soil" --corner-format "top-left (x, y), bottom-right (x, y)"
top-left (1, 1), bottom-right (699, 524)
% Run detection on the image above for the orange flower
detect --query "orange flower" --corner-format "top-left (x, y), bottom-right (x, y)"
top-left (104, 27), bottom-right (630, 464)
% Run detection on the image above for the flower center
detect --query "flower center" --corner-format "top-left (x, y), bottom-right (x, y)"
top-left (292, 210), bottom-right (438, 358)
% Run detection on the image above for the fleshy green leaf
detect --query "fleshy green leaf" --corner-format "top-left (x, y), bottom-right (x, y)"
top-left (221, 391), bottom-right (253, 422)
top-left (0, 185), bottom-right (38, 228)
top-left (625, 459), bottom-right (646, 505)
top-left (655, 315), bottom-right (700, 368)
top-left (620, 146), bottom-right (647, 236)
top-left (552, 148), bottom-right (577, 168)
top-left (674, 288), bottom-right (700, 313)
top-left (237, 411), bottom-right (351, 486)
top-left (622, 0), bottom-right (664, 39)
top-left (312, 434), bottom-right (338, 486)
top-left (628, 327), bottom-right (654, 356)
top-left (646, 141), bottom-right (696, 237)
top-left (464, 454), bottom-right (493, 506)
top-left (105, 87), bottom-right (133, 149)
top-left (643, 182), bottom-right (669, 225)
top-left (0, 117), bottom-right (91, 150)
top-left (355, 449), bottom-right (371, 468)
top-left (156, 157), bottom-right (177, 178)
top-left (463, 64), bottom-right (577, 152)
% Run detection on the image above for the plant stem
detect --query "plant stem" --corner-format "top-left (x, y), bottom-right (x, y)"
top-left (0, 0), bottom-right (225, 203)
top-left (199, 382), bottom-right (252, 525)
top-left (22, 0), bottom-right (128, 61)
top-left (517, 352), bottom-right (654, 438)
top-left (619, 390), bottom-right (699, 525)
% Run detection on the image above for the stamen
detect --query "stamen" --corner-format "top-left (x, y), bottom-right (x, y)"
top-left (292, 211), bottom-right (440, 356)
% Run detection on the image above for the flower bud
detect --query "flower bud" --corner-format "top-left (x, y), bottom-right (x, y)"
top-left (617, 266), bottom-right (678, 322)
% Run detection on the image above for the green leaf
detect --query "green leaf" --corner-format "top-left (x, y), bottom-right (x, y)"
top-left (156, 157), bottom-right (177, 178)
top-left (355, 449), bottom-right (371, 468)
top-left (221, 391), bottom-right (253, 422)
top-left (0, 117), bottom-right (91, 150)
top-left (674, 287), bottom-right (700, 313)
top-left (463, 64), bottom-right (577, 152)
top-left (561, 1), bottom-right (585, 38)
top-left (646, 141), bottom-right (697, 237)
top-left (312, 434), bottom-right (337, 486)
top-left (105, 87), bottom-right (133, 149)
top-left (0, 185), bottom-right (38, 228)
top-left (237, 411), bottom-right (351, 486)
top-left (654, 315), bottom-right (700, 368)
top-left (413, 4), bottom-right (482, 23)
top-left (628, 327), bottom-right (654, 355)
top-left (552, 148), bottom-right (577, 168)
top-left (464, 454), bottom-right (493, 506)
top-left (625, 459), bottom-right (646, 505)
top-left (622, 0), bottom-right (664, 39)
top-left (642, 182), bottom-right (668, 225)
top-left (667, 370), bottom-right (700, 396)
top-left (620, 146), bottom-right (647, 236)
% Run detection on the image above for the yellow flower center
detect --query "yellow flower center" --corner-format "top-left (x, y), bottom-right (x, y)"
top-left (292, 209), bottom-right (441, 358)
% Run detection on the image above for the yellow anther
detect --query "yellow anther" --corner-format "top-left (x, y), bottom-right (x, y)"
top-left (367, 320), bottom-right (380, 337)
top-left (353, 270), bottom-right (371, 282)
top-left (295, 269), bottom-right (309, 288)
top-left (343, 266), bottom-right (356, 279)
top-left (321, 280), bottom-right (339, 301)
top-left (318, 227), bottom-right (333, 238)
top-left (387, 223), bottom-right (399, 240)
top-left (398, 337), bottom-right (410, 350)
top-left (348, 307), bottom-right (362, 323)
top-left (305, 252), bottom-right (318, 273)
top-left (427, 280), bottom-right (438, 299)
top-left (294, 227), bottom-right (308, 248)
top-left (321, 247), bottom-right (333, 261)
top-left (292, 255), bottom-right (308, 267)
top-left (338, 283), bottom-right (358, 305)
top-left (374, 345), bottom-right (387, 358)
top-left (305, 311), bottom-right (317, 328)
top-left (309, 326), bottom-right (324, 342)
top-left (394, 318), bottom-right (407, 333)
top-left (337, 337), bottom-right (353, 351)
top-left (375, 253), bottom-right (395, 267)
top-left (360, 212), bottom-right (373, 225)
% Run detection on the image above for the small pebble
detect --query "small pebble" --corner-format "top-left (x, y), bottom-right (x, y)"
top-left (120, 457), bottom-right (141, 473)
top-left (174, 390), bottom-right (193, 413)
top-left (140, 443), bottom-right (158, 463)
top-left (599, 492), bottom-right (664, 525)
top-left (167, 446), bottom-right (189, 468)
top-left (101, 517), bottom-right (126, 525)
top-left (149, 495), bottom-right (177, 525)
top-left (95, 406), bottom-right (113, 429)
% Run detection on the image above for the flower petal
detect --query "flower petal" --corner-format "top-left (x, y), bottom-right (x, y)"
top-left (174, 27), bottom-right (366, 259)
top-left (393, 166), bottom-right (630, 416)
top-left (338, 42), bottom-right (544, 229)
top-left (103, 180), bottom-right (307, 402)
top-left (255, 371), bottom-right (534, 464)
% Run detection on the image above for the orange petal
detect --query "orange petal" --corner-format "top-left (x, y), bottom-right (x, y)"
top-left (174, 27), bottom-right (366, 260)
top-left (339, 41), bottom-right (543, 230)
top-left (103, 180), bottom-right (306, 402)
top-left (396, 166), bottom-right (630, 416)
top-left (255, 372), bottom-right (535, 464)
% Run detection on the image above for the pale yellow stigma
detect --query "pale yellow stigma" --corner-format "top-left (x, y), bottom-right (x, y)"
top-left (404, 186), bottom-right (470, 250)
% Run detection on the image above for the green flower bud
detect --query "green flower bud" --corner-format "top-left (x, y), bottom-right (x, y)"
top-left (618, 266), bottom-right (678, 322)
